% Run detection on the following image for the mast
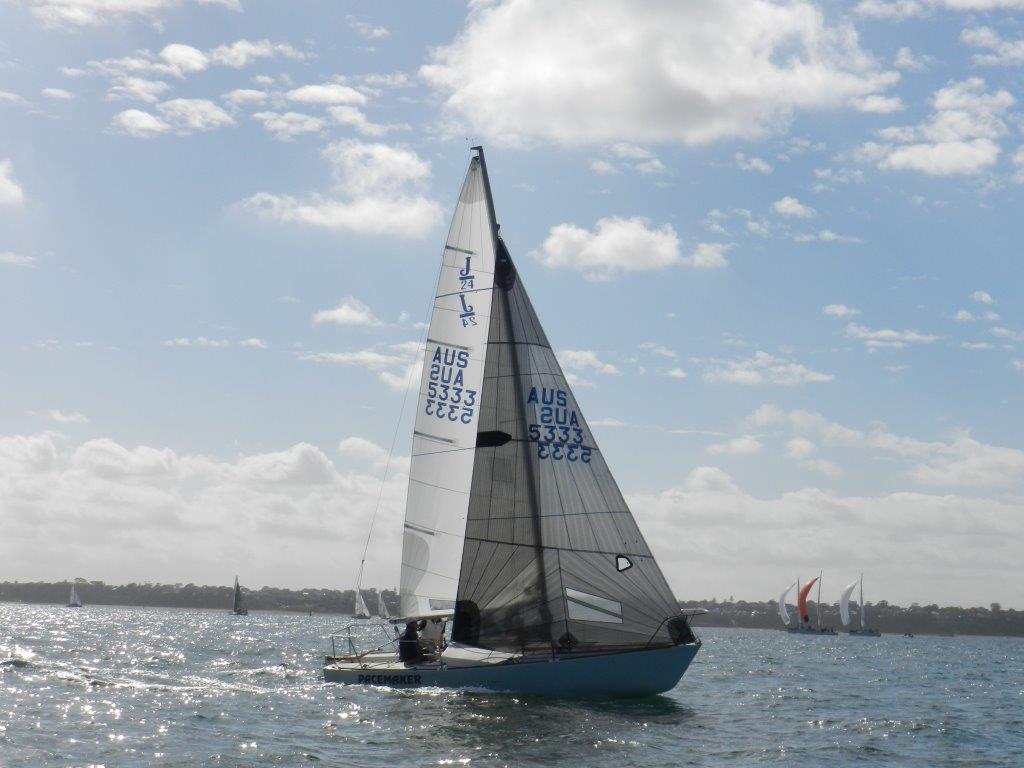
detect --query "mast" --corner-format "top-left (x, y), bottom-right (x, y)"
top-left (472, 146), bottom-right (557, 650)
top-left (860, 572), bottom-right (865, 629)
top-left (816, 571), bottom-right (822, 629)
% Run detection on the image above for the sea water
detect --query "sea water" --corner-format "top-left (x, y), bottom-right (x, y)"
top-left (1, 603), bottom-right (1021, 766)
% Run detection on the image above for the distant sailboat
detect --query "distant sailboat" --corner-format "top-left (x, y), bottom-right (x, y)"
top-left (353, 589), bottom-right (370, 620)
top-left (230, 576), bottom-right (248, 615)
top-left (786, 574), bottom-right (836, 635)
top-left (843, 574), bottom-right (880, 637)
top-left (323, 148), bottom-right (704, 695)
top-left (67, 584), bottom-right (83, 608)
top-left (778, 581), bottom-right (797, 626)
top-left (379, 594), bottom-right (391, 620)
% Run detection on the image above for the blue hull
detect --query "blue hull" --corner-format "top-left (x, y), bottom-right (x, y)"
top-left (324, 643), bottom-right (699, 696)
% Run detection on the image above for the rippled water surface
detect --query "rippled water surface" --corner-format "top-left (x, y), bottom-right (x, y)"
top-left (1, 604), bottom-right (1022, 766)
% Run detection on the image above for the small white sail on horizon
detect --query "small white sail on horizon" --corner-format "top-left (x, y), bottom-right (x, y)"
top-left (778, 581), bottom-right (797, 626)
top-left (839, 578), bottom-right (860, 628)
top-left (379, 594), bottom-right (391, 620)
top-left (68, 584), bottom-right (82, 607)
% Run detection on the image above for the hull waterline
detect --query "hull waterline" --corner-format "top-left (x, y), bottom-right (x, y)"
top-left (324, 642), bottom-right (699, 697)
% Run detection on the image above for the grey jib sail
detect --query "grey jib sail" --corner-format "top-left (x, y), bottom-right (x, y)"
top-left (452, 237), bottom-right (685, 654)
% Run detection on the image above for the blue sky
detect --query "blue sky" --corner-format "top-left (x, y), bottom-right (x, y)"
top-left (2, 0), bottom-right (1023, 608)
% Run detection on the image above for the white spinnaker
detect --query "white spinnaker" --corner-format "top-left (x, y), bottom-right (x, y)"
top-left (839, 579), bottom-right (860, 628)
top-left (399, 157), bottom-right (496, 618)
top-left (778, 581), bottom-right (796, 626)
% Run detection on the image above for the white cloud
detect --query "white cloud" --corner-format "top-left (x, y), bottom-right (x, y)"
top-left (894, 47), bottom-right (932, 72)
top-left (240, 338), bottom-right (267, 349)
top-left (49, 410), bottom-right (89, 424)
top-left (855, 0), bottom-right (925, 19)
top-left (961, 341), bottom-right (993, 349)
top-left (0, 431), bottom-right (412, 590)
top-left (772, 196), bottom-right (816, 218)
top-left (111, 108), bottom-right (170, 138)
top-left (664, 367), bottom-right (689, 380)
top-left (159, 43), bottom-right (209, 74)
top-left (962, 26), bottom-right (1024, 67)
top-left (0, 159), bottom-right (25, 206)
top-left (299, 342), bottom-right (423, 392)
top-left (108, 77), bottom-right (171, 103)
top-left (287, 83), bottom-right (367, 106)
top-left (422, 0), bottom-right (897, 147)
top-left (681, 242), bottom-right (730, 269)
top-left (859, 78), bottom-right (1014, 176)
top-left (0, 90), bottom-right (28, 105)
top-left (29, 0), bottom-right (242, 27)
top-left (734, 152), bottom-right (772, 174)
top-left (795, 229), bottom-right (863, 244)
top-left (312, 297), bottom-right (383, 327)
top-left (640, 342), bottom-right (678, 359)
top-left (162, 336), bottom-right (230, 348)
top-left (785, 437), bottom-right (817, 460)
top-left (629, 464), bottom-right (1024, 606)
top-left (845, 322), bottom-right (941, 350)
top-left (41, 87), bottom-right (74, 100)
top-left (971, 290), bottom-right (994, 305)
top-left (956, 310), bottom-right (973, 321)
top-left (590, 418), bottom-right (626, 428)
top-left (157, 98), bottom-right (234, 133)
top-left (707, 435), bottom-right (762, 456)
top-left (1013, 146), bottom-right (1024, 184)
top-left (852, 94), bottom-right (904, 113)
top-left (590, 159), bottom-right (617, 176)
top-left (0, 252), bottom-right (36, 267)
top-left (703, 351), bottom-right (834, 386)
top-left (558, 350), bottom-right (620, 375)
top-left (533, 217), bottom-right (683, 279)
top-left (222, 88), bottom-right (268, 106)
top-left (990, 326), bottom-right (1024, 342)
top-left (347, 16), bottom-right (390, 40)
top-left (823, 304), bottom-right (860, 318)
top-left (242, 140), bottom-right (442, 239)
top-left (327, 106), bottom-right (402, 137)
top-left (208, 40), bottom-right (306, 69)
top-left (337, 436), bottom-right (389, 470)
top-left (252, 111), bottom-right (323, 141)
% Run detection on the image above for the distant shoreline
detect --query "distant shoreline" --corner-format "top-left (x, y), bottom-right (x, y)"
top-left (1, 582), bottom-right (1020, 637)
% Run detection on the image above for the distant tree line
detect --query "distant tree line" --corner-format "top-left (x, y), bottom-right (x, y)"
top-left (681, 598), bottom-right (1024, 637)
top-left (1, 582), bottom-right (1020, 636)
top-left (0, 580), bottom-right (398, 617)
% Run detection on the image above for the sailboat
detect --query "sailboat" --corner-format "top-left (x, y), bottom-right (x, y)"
top-left (323, 148), bottom-right (703, 695)
top-left (778, 581), bottom-right (797, 627)
top-left (379, 593), bottom-right (391, 620)
top-left (230, 576), bottom-right (248, 615)
top-left (67, 584), bottom-right (83, 608)
top-left (785, 574), bottom-right (836, 635)
top-left (842, 574), bottom-right (880, 636)
top-left (353, 589), bottom-right (370, 620)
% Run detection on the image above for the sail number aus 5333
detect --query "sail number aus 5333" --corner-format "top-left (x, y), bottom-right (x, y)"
top-left (425, 346), bottom-right (477, 424)
top-left (526, 387), bottom-right (591, 462)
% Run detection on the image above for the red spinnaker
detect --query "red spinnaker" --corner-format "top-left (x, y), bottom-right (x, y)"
top-left (797, 578), bottom-right (818, 624)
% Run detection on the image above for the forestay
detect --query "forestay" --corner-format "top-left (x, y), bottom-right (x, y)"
top-left (399, 157), bottom-right (497, 618)
top-left (451, 227), bottom-right (686, 654)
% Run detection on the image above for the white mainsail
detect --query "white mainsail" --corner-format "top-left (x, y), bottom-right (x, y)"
top-left (379, 594), bottom-right (391, 620)
top-left (839, 578), bottom-right (860, 628)
top-left (399, 157), bottom-right (497, 618)
top-left (355, 589), bottom-right (370, 618)
top-left (778, 581), bottom-right (797, 626)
